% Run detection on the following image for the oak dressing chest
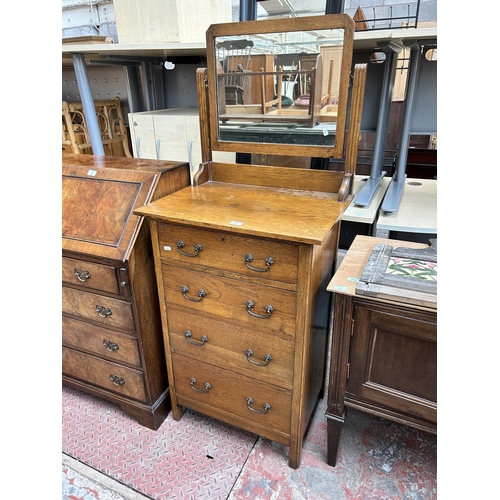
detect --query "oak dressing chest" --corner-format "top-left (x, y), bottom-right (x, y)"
top-left (134, 14), bottom-right (367, 467)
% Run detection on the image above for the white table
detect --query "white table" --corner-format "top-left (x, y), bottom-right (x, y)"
top-left (343, 176), bottom-right (391, 225)
top-left (376, 178), bottom-right (437, 236)
top-left (339, 175), bottom-right (391, 249)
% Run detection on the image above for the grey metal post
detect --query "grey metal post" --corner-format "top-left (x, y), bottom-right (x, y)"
top-left (240, 0), bottom-right (257, 21)
top-left (381, 41), bottom-right (421, 214)
top-left (325, 0), bottom-right (345, 14)
top-left (72, 53), bottom-right (105, 155)
top-left (354, 42), bottom-right (402, 206)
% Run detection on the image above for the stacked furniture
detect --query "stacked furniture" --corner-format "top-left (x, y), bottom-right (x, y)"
top-left (135, 14), bottom-right (367, 467)
top-left (62, 98), bottom-right (131, 157)
top-left (62, 154), bottom-right (190, 430)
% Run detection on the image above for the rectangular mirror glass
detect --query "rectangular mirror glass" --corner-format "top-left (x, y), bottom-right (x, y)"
top-left (206, 15), bottom-right (354, 159)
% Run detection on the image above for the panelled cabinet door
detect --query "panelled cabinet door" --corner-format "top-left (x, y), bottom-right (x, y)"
top-left (347, 302), bottom-right (437, 424)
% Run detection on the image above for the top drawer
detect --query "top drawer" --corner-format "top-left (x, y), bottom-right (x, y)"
top-left (157, 223), bottom-right (299, 284)
top-left (62, 257), bottom-right (121, 295)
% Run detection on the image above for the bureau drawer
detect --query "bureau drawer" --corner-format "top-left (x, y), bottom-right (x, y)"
top-left (157, 223), bottom-right (299, 284)
top-left (62, 347), bottom-right (147, 401)
top-left (167, 306), bottom-right (294, 389)
top-left (62, 316), bottom-right (141, 367)
top-left (172, 353), bottom-right (292, 435)
top-left (62, 257), bottom-right (121, 295)
top-left (163, 265), bottom-right (296, 336)
top-left (62, 286), bottom-right (136, 332)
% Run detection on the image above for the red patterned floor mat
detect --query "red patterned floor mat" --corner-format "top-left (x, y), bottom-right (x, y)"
top-left (62, 386), bottom-right (258, 499)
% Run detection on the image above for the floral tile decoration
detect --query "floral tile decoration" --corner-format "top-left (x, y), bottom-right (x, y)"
top-left (386, 257), bottom-right (437, 282)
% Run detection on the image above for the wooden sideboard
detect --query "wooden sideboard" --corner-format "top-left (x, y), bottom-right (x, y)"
top-left (326, 235), bottom-right (437, 466)
top-left (62, 154), bottom-right (190, 430)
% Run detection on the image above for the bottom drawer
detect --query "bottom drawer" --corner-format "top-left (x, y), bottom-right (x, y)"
top-left (172, 353), bottom-right (291, 435)
top-left (62, 347), bottom-right (147, 402)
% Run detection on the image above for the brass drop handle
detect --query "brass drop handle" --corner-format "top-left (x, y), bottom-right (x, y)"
top-left (75, 268), bottom-right (91, 282)
top-left (246, 397), bottom-right (271, 414)
top-left (182, 286), bottom-right (206, 302)
top-left (103, 339), bottom-right (119, 352)
top-left (246, 300), bottom-right (274, 319)
top-left (110, 375), bottom-right (125, 386)
top-left (185, 331), bottom-right (208, 346)
top-left (96, 305), bottom-right (112, 318)
top-left (177, 241), bottom-right (203, 257)
top-left (246, 349), bottom-right (272, 366)
top-left (190, 377), bottom-right (211, 394)
top-left (244, 254), bottom-right (274, 272)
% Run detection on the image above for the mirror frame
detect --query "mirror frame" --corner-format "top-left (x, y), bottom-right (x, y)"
top-left (205, 14), bottom-right (355, 159)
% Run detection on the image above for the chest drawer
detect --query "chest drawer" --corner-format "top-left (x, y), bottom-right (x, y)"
top-left (163, 265), bottom-right (296, 336)
top-left (172, 353), bottom-right (292, 436)
top-left (62, 257), bottom-right (122, 295)
top-left (62, 316), bottom-right (141, 367)
top-left (62, 286), bottom-right (136, 332)
top-left (62, 347), bottom-right (147, 402)
top-left (157, 223), bottom-right (299, 284)
top-left (167, 306), bottom-right (294, 389)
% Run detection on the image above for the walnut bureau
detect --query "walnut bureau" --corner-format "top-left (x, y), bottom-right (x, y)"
top-left (62, 154), bottom-right (190, 430)
top-left (326, 235), bottom-right (437, 466)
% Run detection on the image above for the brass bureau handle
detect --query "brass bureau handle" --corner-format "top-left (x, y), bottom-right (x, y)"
top-left (96, 305), bottom-right (112, 318)
top-left (246, 349), bottom-right (272, 366)
top-left (177, 240), bottom-right (203, 257)
top-left (110, 375), bottom-right (125, 386)
top-left (185, 330), bottom-right (208, 346)
top-left (244, 254), bottom-right (274, 272)
top-left (103, 339), bottom-right (119, 352)
top-left (246, 397), bottom-right (271, 414)
top-left (246, 300), bottom-right (274, 319)
top-left (182, 286), bottom-right (206, 302)
top-left (75, 268), bottom-right (91, 282)
top-left (190, 377), bottom-right (211, 394)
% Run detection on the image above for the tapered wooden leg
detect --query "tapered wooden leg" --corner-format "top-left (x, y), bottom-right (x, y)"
top-left (326, 414), bottom-right (344, 466)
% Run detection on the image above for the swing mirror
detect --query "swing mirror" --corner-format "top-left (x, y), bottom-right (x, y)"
top-left (206, 14), bottom-right (355, 159)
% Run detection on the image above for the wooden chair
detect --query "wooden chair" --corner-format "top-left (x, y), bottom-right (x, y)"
top-left (216, 39), bottom-right (254, 105)
top-left (62, 97), bottom-right (132, 157)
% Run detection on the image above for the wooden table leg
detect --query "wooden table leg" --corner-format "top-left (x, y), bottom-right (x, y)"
top-left (326, 294), bottom-right (353, 467)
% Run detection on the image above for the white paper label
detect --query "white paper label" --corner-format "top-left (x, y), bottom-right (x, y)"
top-left (333, 285), bottom-right (348, 291)
top-left (163, 246), bottom-right (172, 251)
top-left (87, 169), bottom-right (97, 176)
top-left (347, 277), bottom-right (359, 283)
top-left (229, 221), bottom-right (243, 226)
